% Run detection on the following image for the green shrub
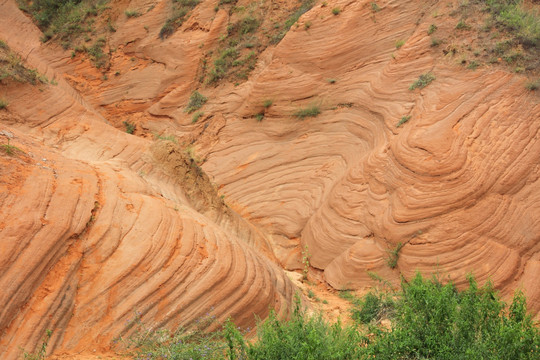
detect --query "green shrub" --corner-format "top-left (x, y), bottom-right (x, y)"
top-left (352, 291), bottom-right (395, 324)
top-left (293, 105), bottom-right (320, 119)
top-left (18, 0), bottom-right (109, 48)
top-left (456, 18), bottom-right (471, 30)
top-left (385, 242), bottom-right (403, 268)
top-left (123, 121), bottom-right (135, 134)
top-left (207, 47), bottom-right (239, 83)
top-left (428, 23), bottom-right (437, 35)
top-left (192, 111), bottom-right (204, 123)
top-left (364, 273), bottom-right (540, 360)
top-left (124, 9), bottom-right (141, 18)
top-left (526, 79), bottom-right (539, 90)
top-left (486, 0), bottom-right (540, 48)
top-left (23, 329), bottom-right (52, 360)
top-left (468, 60), bottom-right (480, 69)
top-left (395, 39), bottom-right (405, 49)
top-left (225, 295), bottom-right (365, 360)
top-left (271, 0), bottom-right (314, 44)
top-left (185, 91), bottom-right (208, 113)
top-left (112, 275), bottom-right (539, 360)
top-left (115, 312), bottom-right (226, 360)
top-left (396, 115), bottom-right (410, 128)
top-left (431, 37), bottom-right (441, 46)
top-left (159, 0), bottom-right (200, 39)
top-left (332, 7), bottom-right (341, 15)
top-left (409, 72), bottom-right (436, 90)
top-left (262, 99), bottom-right (273, 108)
top-left (371, 2), bottom-right (381, 12)
top-left (0, 98), bottom-right (8, 109)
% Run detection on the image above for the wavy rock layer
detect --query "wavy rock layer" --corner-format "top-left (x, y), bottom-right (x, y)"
top-left (0, 0), bottom-right (539, 358)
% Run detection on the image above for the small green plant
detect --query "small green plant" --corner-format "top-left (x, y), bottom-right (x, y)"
top-left (456, 19), bottom-right (471, 30)
top-left (409, 72), bottom-right (436, 90)
top-left (255, 113), bottom-right (264, 122)
top-left (396, 115), bottom-right (411, 128)
top-left (123, 121), bottom-right (136, 134)
top-left (525, 79), bottom-right (539, 91)
top-left (395, 39), bottom-right (405, 49)
top-left (0, 98), bottom-right (8, 109)
top-left (352, 291), bottom-right (395, 324)
top-left (125, 9), bottom-right (141, 18)
top-left (326, 78), bottom-right (337, 84)
top-left (159, 0), bottom-right (201, 39)
top-left (271, 0), bottom-right (315, 44)
top-left (386, 242), bottom-right (404, 269)
top-left (154, 133), bottom-right (177, 143)
top-left (23, 329), bottom-right (52, 360)
top-left (185, 91), bottom-right (208, 113)
top-left (301, 245), bottom-right (310, 281)
top-left (307, 289), bottom-right (315, 299)
top-left (262, 99), bottom-right (273, 108)
top-left (322, 299), bottom-right (328, 304)
top-left (294, 105), bottom-right (321, 119)
top-left (1, 138), bottom-right (23, 156)
top-left (304, 21), bottom-right (312, 30)
top-left (431, 37), bottom-right (441, 47)
top-left (338, 290), bottom-right (355, 301)
top-left (371, 2), bottom-right (381, 12)
top-left (192, 111), bottom-right (204, 123)
top-left (428, 23), bottom-right (438, 35)
top-left (467, 60), bottom-right (480, 70)
top-left (332, 7), bottom-right (341, 15)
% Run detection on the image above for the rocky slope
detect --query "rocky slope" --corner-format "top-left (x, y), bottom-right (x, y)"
top-left (0, 0), bottom-right (539, 358)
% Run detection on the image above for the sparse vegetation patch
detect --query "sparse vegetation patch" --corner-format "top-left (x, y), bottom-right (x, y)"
top-left (409, 72), bottom-right (436, 90)
top-left (185, 91), bottom-right (208, 113)
top-left (293, 104), bottom-right (321, 119)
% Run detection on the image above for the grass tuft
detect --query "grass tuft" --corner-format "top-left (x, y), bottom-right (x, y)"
top-left (293, 105), bottom-right (321, 119)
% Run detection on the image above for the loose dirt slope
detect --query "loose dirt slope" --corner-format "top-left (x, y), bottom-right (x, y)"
top-left (0, 0), bottom-right (539, 358)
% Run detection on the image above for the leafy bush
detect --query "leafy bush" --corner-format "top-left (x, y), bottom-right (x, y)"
top-left (123, 121), bottom-right (135, 134)
top-left (18, 0), bottom-right (109, 46)
top-left (409, 72), bottom-right (436, 90)
top-left (428, 23), bottom-right (437, 35)
top-left (332, 7), bottom-right (341, 15)
top-left (352, 291), bottom-right (395, 324)
top-left (225, 296), bottom-right (365, 360)
top-left (293, 105), bottom-right (321, 119)
top-left (185, 91), bottom-right (208, 113)
top-left (364, 273), bottom-right (540, 360)
top-left (113, 274), bottom-right (538, 360)
top-left (0, 98), bottom-right (8, 109)
top-left (485, 0), bottom-right (540, 48)
top-left (395, 39), bottom-right (405, 49)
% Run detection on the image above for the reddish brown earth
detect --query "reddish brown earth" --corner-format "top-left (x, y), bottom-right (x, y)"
top-left (0, 0), bottom-right (539, 358)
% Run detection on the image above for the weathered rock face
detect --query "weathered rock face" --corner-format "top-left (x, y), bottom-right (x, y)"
top-left (1, 0), bottom-right (539, 358)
